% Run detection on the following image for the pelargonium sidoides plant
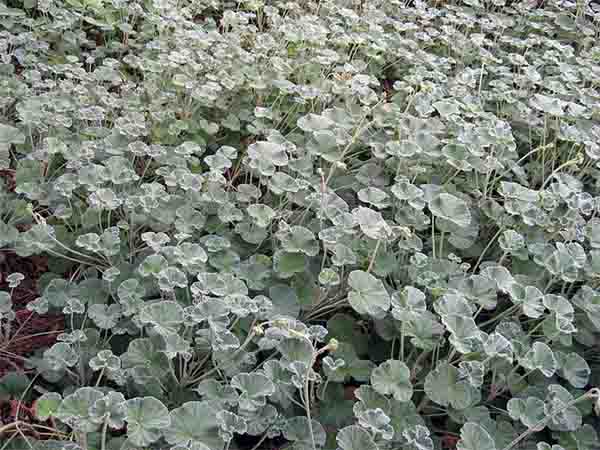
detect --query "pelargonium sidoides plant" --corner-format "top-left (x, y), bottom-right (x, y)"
top-left (1, 0), bottom-right (600, 449)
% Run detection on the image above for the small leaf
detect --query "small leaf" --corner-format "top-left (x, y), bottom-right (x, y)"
top-left (35, 392), bottom-right (62, 421)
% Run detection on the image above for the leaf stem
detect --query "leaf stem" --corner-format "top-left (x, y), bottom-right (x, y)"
top-left (501, 388), bottom-right (599, 450)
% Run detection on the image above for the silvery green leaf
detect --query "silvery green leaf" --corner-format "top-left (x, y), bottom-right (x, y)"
top-left (391, 286), bottom-right (426, 322)
top-left (89, 350), bottom-right (121, 371)
top-left (386, 140), bottom-right (421, 157)
top-left (545, 385), bottom-right (582, 431)
top-left (0, 291), bottom-right (13, 320)
top-left (75, 227), bottom-right (121, 257)
top-left (276, 225), bottom-right (319, 256)
top-left (424, 362), bottom-right (480, 410)
top-left (453, 275), bottom-right (497, 310)
top-left (267, 284), bottom-right (300, 319)
top-left (89, 391), bottom-right (126, 428)
top-left (353, 206), bottom-right (393, 240)
top-left (543, 294), bottom-right (575, 333)
top-left (247, 204), bottom-right (276, 228)
top-left (457, 422), bottom-right (496, 450)
top-left (121, 338), bottom-right (170, 381)
top-left (88, 303), bottom-right (122, 329)
top-left (283, 417), bottom-right (327, 449)
top-left (278, 337), bottom-right (314, 367)
top-left (88, 188), bottom-right (122, 210)
top-left (194, 272), bottom-right (248, 297)
top-left (102, 267), bottom-right (120, 283)
top-left (157, 266), bottom-right (188, 290)
top-left (269, 172), bottom-right (302, 195)
top-left (56, 387), bottom-right (104, 432)
top-left (520, 342), bottom-right (557, 377)
top-left (538, 443), bottom-right (565, 450)
top-left (231, 372), bottom-right (275, 412)
top-left (506, 397), bottom-right (545, 431)
top-left (508, 284), bottom-right (544, 318)
top-left (483, 332), bottom-right (513, 362)
top-left (240, 404), bottom-right (279, 437)
top-left (356, 408), bottom-right (394, 440)
top-left (531, 94), bottom-right (566, 117)
top-left (164, 401), bottom-right (223, 449)
top-left (371, 360), bottom-right (413, 402)
top-left (556, 352), bottom-right (590, 388)
top-left (273, 250), bottom-right (307, 278)
top-left (161, 331), bottom-right (192, 359)
top-left (332, 244), bottom-right (358, 266)
top-left (358, 187), bottom-right (390, 209)
top-left (194, 380), bottom-right (239, 405)
top-left (125, 397), bottom-right (171, 447)
top-left (44, 343), bottom-right (78, 371)
top-left (247, 141), bottom-right (288, 166)
top-left (403, 425), bottom-right (434, 450)
top-left (428, 193), bottom-right (471, 228)
top-left (480, 266), bottom-right (515, 292)
top-left (319, 268), bottom-right (341, 286)
top-left (297, 113), bottom-right (334, 132)
top-left (336, 425), bottom-right (379, 450)
top-left (434, 291), bottom-right (475, 318)
top-left (217, 410), bottom-right (247, 442)
top-left (434, 100), bottom-right (460, 117)
top-left (15, 224), bottom-right (57, 257)
top-left (347, 270), bottom-right (391, 320)
top-left (117, 279), bottom-right (145, 316)
top-left (139, 301), bottom-right (184, 336)
top-left (323, 356), bottom-right (345, 372)
top-left (458, 361), bottom-right (484, 388)
top-left (141, 231), bottom-right (170, 251)
top-left (200, 236), bottom-right (231, 253)
top-left (499, 230), bottom-right (525, 252)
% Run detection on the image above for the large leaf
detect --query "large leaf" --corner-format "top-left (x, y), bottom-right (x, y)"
top-left (428, 193), bottom-right (471, 227)
top-left (336, 425), bottom-right (379, 450)
top-left (347, 270), bottom-right (391, 320)
top-left (424, 363), bottom-right (480, 410)
top-left (371, 360), bottom-right (413, 402)
top-left (139, 301), bottom-right (184, 336)
top-left (520, 342), bottom-right (557, 378)
top-left (125, 397), bottom-right (171, 447)
top-left (457, 423), bottom-right (496, 450)
top-left (56, 387), bottom-right (104, 432)
top-left (164, 401), bottom-right (224, 449)
top-left (231, 372), bottom-right (275, 411)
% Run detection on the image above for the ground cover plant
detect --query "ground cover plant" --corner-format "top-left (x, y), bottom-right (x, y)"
top-left (1, 0), bottom-right (600, 449)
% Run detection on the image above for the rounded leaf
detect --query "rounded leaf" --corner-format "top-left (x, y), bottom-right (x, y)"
top-left (164, 401), bottom-right (223, 449)
top-left (125, 397), bottom-right (171, 447)
top-left (337, 425), bottom-right (379, 450)
top-left (371, 360), bottom-right (413, 402)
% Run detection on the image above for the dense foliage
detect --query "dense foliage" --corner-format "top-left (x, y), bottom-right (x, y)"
top-left (1, 0), bottom-right (600, 449)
